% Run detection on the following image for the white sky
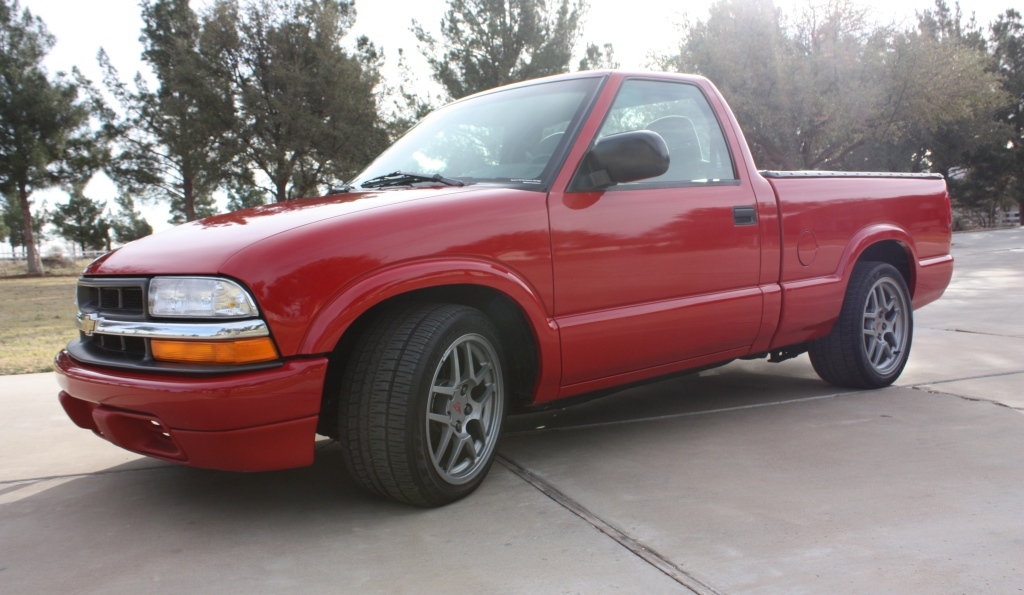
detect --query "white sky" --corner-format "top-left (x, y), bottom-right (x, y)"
top-left (18, 0), bottom-right (1020, 238)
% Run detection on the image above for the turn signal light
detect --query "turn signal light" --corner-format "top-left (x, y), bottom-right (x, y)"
top-left (150, 337), bottom-right (279, 365)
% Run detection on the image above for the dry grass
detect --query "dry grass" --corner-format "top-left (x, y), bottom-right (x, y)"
top-left (0, 256), bottom-right (92, 278)
top-left (0, 275), bottom-right (81, 374)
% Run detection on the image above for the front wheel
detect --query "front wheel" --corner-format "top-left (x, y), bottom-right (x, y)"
top-left (808, 261), bottom-right (913, 388)
top-left (339, 303), bottom-right (507, 507)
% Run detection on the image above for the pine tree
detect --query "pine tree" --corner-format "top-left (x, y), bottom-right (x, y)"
top-left (51, 186), bottom-right (109, 256)
top-left (2, 193), bottom-right (48, 257)
top-left (109, 193), bottom-right (153, 245)
top-left (204, 0), bottom-right (389, 203)
top-left (413, 0), bottom-right (586, 100)
top-left (989, 9), bottom-right (1024, 225)
top-left (101, 0), bottom-right (234, 224)
top-left (0, 1), bottom-right (107, 274)
top-left (578, 42), bottom-right (617, 71)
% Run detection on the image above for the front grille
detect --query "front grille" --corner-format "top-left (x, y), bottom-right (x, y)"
top-left (96, 334), bottom-right (147, 356)
top-left (100, 288), bottom-right (119, 309)
top-left (122, 289), bottom-right (144, 311)
top-left (78, 278), bottom-right (150, 363)
top-left (80, 285), bottom-right (145, 315)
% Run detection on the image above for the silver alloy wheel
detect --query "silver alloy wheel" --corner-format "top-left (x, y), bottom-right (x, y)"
top-left (425, 333), bottom-right (504, 485)
top-left (861, 277), bottom-right (910, 375)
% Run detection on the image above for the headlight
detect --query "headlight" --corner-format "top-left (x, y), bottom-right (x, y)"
top-left (148, 277), bottom-right (259, 318)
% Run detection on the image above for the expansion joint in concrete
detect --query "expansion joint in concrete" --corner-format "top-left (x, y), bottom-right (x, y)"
top-left (905, 369), bottom-right (1024, 387)
top-left (497, 454), bottom-right (724, 595)
top-left (0, 464), bottom-right (169, 488)
top-left (919, 327), bottom-right (1024, 340)
top-left (910, 385), bottom-right (1024, 412)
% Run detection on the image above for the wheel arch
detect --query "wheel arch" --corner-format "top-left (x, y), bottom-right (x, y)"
top-left (857, 240), bottom-right (914, 294)
top-left (838, 225), bottom-right (919, 298)
top-left (306, 259), bottom-right (560, 437)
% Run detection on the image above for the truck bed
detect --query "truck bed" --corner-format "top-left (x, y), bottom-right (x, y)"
top-left (762, 171), bottom-right (953, 349)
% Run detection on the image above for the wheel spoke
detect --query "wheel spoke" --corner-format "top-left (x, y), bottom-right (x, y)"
top-left (431, 383), bottom-right (456, 396)
top-left (471, 362), bottom-right (491, 387)
top-left (874, 285), bottom-right (886, 310)
top-left (865, 336), bottom-right (878, 363)
top-left (876, 343), bottom-right (892, 366)
top-left (450, 346), bottom-right (461, 385)
top-left (464, 437), bottom-right (479, 462)
top-left (863, 312), bottom-right (877, 333)
top-left (883, 290), bottom-right (898, 312)
top-left (447, 435), bottom-right (466, 472)
top-left (463, 342), bottom-right (474, 383)
top-left (427, 412), bottom-right (450, 424)
top-left (474, 383), bottom-right (494, 408)
top-left (434, 426), bottom-right (453, 465)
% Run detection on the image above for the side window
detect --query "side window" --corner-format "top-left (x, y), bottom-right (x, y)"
top-left (597, 80), bottom-right (737, 184)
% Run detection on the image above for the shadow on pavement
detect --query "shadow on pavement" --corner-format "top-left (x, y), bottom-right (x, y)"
top-left (0, 436), bottom-right (684, 592)
top-left (507, 356), bottom-right (854, 434)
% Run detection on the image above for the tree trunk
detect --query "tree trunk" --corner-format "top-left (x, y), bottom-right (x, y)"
top-left (18, 184), bottom-right (43, 276)
top-left (1019, 198), bottom-right (1023, 227)
top-left (275, 179), bottom-right (288, 203)
top-left (183, 177), bottom-right (197, 222)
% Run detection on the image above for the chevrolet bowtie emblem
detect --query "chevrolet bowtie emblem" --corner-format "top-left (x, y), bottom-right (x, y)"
top-left (78, 313), bottom-right (99, 336)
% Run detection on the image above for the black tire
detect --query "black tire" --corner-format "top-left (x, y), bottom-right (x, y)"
top-left (338, 303), bottom-right (507, 507)
top-left (808, 261), bottom-right (913, 389)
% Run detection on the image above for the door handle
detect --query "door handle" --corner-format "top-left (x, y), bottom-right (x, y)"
top-left (733, 205), bottom-right (757, 226)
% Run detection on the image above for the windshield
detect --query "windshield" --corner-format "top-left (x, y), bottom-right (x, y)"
top-left (350, 77), bottom-right (602, 189)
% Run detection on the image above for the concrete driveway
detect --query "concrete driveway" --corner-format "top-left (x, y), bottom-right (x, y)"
top-left (2, 228), bottom-right (1022, 593)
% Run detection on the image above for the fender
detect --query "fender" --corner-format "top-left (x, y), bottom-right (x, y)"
top-left (770, 224), bottom-right (919, 350)
top-left (298, 257), bottom-right (562, 404)
top-left (835, 224), bottom-right (919, 295)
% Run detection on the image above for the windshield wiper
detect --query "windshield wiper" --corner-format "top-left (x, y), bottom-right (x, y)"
top-left (360, 171), bottom-right (465, 189)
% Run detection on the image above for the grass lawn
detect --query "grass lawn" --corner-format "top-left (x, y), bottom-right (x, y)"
top-left (0, 256), bottom-right (92, 278)
top-left (0, 271), bottom-right (84, 375)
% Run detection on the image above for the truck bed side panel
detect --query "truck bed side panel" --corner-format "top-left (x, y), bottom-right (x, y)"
top-left (766, 176), bottom-right (951, 349)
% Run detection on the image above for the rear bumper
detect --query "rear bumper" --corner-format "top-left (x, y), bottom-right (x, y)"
top-left (914, 254), bottom-right (954, 309)
top-left (54, 350), bottom-right (329, 471)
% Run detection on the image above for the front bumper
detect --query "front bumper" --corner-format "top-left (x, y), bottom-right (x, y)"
top-left (54, 350), bottom-right (329, 471)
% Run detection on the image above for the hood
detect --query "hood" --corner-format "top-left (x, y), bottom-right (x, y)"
top-left (86, 187), bottom-right (474, 276)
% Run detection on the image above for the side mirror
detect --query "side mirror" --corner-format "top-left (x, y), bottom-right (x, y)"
top-left (570, 130), bottom-right (670, 191)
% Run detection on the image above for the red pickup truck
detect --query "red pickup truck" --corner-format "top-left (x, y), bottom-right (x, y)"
top-left (55, 71), bottom-right (953, 506)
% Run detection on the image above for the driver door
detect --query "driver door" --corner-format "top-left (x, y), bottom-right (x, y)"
top-left (549, 78), bottom-right (763, 388)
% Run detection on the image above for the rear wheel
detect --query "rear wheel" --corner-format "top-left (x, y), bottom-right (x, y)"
top-left (808, 261), bottom-right (913, 388)
top-left (339, 303), bottom-right (506, 507)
